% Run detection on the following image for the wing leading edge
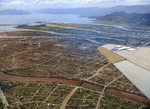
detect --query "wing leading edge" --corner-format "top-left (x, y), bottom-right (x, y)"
top-left (98, 44), bottom-right (150, 100)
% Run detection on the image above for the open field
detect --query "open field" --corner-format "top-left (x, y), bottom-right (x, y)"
top-left (0, 81), bottom-right (147, 109)
top-left (0, 31), bottom-right (54, 36)
top-left (0, 81), bottom-right (73, 109)
top-left (99, 93), bottom-right (146, 109)
top-left (0, 36), bottom-right (105, 80)
top-left (17, 25), bottom-right (62, 33)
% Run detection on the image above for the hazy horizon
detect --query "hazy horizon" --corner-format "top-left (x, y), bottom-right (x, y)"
top-left (0, 0), bottom-right (150, 10)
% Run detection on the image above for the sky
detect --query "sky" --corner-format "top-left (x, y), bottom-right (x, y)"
top-left (0, 0), bottom-right (150, 10)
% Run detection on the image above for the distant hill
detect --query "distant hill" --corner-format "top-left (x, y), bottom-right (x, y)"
top-left (107, 5), bottom-right (150, 14)
top-left (0, 9), bottom-right (31, 15)
top-left (93, 11), bottom-right (150, 26)
top-left (33, 7), bottom-right (100, 16)
top-left (32, 5), bottom-right (150, 16)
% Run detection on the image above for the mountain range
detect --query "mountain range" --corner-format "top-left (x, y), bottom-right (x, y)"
top-left (32, 5), bottom-right (150, 16)
top-left (0, 5), bottom-right (150, 16)
top-left (0, 9), bottom-right (31, 15)
top-left (92, 11), bottom-right (150, 26)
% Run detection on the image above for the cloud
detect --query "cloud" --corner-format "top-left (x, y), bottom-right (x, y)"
top-left (36, 0), bottom-right (75, 4)
top-left (34, 0), bottom-right (39, 3)
top-left (8, 0), bottom-right (25, 5)
top-left (39, 0), bottom-right (60, 4)
top-left (0, 0), bottom-right (149, 10)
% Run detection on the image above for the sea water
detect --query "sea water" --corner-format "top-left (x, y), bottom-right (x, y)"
top-left (0, 13), bottom-right (92, 24)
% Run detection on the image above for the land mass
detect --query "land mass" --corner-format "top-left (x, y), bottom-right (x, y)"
top-left (0, 23), bottom-right (150, 108)
top-left (91, 11), bottom-right (150, 26)
top-left (0, 9), bottom-right (31, 15)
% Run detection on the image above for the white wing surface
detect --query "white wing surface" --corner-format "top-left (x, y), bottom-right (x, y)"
top-left (97, 44), bottom-right (150, 99)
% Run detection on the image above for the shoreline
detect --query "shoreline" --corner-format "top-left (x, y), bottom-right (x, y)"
top-left (1, 21), bottom-right (150, 34)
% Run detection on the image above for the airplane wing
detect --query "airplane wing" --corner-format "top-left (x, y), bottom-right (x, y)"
top-left (97, 44), bottom-right (150, 99)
